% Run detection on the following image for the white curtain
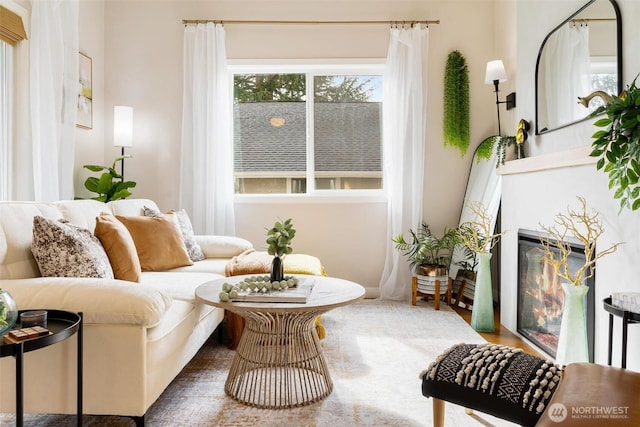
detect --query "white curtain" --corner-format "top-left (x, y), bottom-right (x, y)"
top-left (378, 26), bottom-right (429, 301)
top-left (181, 23), bottom-right (235, 236)
top-left (29, 0), bottom-right (78, 201)
top-left (0, 42), bottom-right (11, 201)
top-left (543, 24), bottom-right (590, 129)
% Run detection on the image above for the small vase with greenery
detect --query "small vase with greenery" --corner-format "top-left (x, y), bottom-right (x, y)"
top-left (589, 76), bottom-right (640, 211)
top-left (266, 218), bottom-right (296, 282)
top-left (82, 155), bottom-right (136, 202)
top-left (393, 223), bottom-right (459, 276)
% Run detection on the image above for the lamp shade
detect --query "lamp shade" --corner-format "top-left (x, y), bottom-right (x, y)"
top-left (113, 106), bottom-right (134, 148)
top-left (484, 60), bottom-right (508, 85)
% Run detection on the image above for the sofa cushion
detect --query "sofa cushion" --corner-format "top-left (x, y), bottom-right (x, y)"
top-left (195, 235), bottom-right (254, 258)
top-left (143, 206), bottom-right (205, 262)
top-left (1, 277), bottom-right (171, 326)
top-left (116, 215), bottom-right (193, 271)
top-left (31, 216), bottom-right (114, 279)
top-left (140, 271), bottom-right (222, 303)
top-left (94, 213), bottom-right (142, 282)
top-left (56, 199), bottom-right (112, 233)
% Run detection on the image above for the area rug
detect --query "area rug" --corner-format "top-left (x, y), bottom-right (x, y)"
top-left (1, 299), bottom-right (518, 426)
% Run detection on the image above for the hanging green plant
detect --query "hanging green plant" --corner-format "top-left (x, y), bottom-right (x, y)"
top-left (443, 50), bottom-right (470, 156)
top-left (476, 135), bottom-right (516, 166)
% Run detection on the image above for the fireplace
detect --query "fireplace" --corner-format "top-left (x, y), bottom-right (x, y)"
top-left (517, 230), bottom-right (595, 361)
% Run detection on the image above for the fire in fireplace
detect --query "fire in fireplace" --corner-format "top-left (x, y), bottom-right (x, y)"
top-left (517, 229), bottom-right (594, 361)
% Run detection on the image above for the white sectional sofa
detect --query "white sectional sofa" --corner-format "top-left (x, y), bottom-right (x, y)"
top-left (0, 198), bottom-right (253, 425)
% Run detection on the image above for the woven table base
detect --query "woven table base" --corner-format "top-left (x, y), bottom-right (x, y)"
top-left (226, 310), bottom-right (331, 408)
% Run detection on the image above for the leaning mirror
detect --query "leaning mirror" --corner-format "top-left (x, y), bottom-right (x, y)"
top-left (449, 142), bottom-right (501, 280)
top-left (535, 0), bottom-right (622, 134)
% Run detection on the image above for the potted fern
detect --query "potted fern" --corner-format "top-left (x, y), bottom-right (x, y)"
top-left (393, 223), bottom-right (459, 277)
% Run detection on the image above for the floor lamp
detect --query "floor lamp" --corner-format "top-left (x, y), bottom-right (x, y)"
top-left (484, 60), bottom-right (516, 136)
top-left (113, 106), bottom-right (133, 179)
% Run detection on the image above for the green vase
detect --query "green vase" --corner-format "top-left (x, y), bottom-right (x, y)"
top-left (471, 252), bottom-right (494, 332)
top-left (555, 283), bottom-right (589, 365)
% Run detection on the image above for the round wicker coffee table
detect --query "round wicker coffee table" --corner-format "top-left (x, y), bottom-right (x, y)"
top-left (195, 275), bottom-right (365, 409)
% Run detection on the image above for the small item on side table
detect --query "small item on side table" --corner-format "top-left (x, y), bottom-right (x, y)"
top-left (3, 325), bottom-right (51, 343)
top-left (20, 310), bottom-right (48, 327)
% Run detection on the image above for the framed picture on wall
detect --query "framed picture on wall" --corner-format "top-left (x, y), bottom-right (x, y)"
top-left (77, 52), bottom-right (92, 129)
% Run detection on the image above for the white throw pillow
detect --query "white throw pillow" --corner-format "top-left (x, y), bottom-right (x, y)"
top-left (31, 216), bottom-right (114, 279)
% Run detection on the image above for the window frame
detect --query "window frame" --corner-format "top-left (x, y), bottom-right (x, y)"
top-left (229, 60), bottom-right (386, 203)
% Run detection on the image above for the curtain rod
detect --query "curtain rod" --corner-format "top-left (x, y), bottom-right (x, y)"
top-left (182, 19), bottom-right (439, 26)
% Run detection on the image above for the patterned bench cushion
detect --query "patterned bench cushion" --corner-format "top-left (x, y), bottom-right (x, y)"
top-left (421, 343), bottom-right (563, 427)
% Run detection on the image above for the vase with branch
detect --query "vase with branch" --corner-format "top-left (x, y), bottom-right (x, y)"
top-left (538, 196), bottom-right (621, 365)
top-left (457, 201), bottom-right (506, 332)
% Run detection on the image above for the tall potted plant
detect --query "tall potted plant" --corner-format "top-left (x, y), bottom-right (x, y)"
top-left (266, 218), bottom-right (296, 282)
top-left (538, 197), bottom-right (620, 365)
top-left (82, 155), bottom-right (136, 202)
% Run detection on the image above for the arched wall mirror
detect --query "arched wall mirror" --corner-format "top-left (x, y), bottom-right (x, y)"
top-left (535, 0), bottom-right (622, 135)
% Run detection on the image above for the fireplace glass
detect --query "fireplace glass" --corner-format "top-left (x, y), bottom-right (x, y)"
top-left (517, 230), bottom-right (595, 361)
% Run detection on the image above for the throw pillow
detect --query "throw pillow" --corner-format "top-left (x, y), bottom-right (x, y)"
top-left (143, 206), bottom-right (205, 262)
top-left (116, 214), bottom-right (193, 271)
top-left (31, 216), bottom-right (114, 278)
top-left (94, 213), bottom-right (142, 282)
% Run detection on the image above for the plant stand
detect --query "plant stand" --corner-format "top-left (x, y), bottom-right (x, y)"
top-left (412, 275), bottom-right (452, 310)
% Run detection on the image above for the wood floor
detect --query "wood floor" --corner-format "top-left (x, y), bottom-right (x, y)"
top-left (452, 304), bottom-right (545, 357)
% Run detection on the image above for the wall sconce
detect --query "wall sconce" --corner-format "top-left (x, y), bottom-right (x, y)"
top-left (113, 105), bottom-right (133, 178)
top-left (484, 60), bottom-right (516, 135)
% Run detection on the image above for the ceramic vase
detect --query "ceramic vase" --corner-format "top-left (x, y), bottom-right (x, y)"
top-left (0, 289), bottom-right (18, 336)
top-left (270, 255), bottom-right (284, 282)
top-left (555, 283), bottom-right (589, 365)
top-left (471, 252), bottom-right (495, 332)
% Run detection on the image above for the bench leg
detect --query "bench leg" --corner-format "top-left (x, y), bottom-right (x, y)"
top-left (433, 398), bottom-right (445, 427)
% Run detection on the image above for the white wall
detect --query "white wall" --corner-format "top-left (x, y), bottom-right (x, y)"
top-left (89, 0), bottom-right (500, 295)
top-left (502, 0), bottom-right (640, 370)
top-left (75, 0), bottom-right (105, 193)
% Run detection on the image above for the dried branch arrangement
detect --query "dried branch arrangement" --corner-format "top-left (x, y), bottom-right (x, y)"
top-left (539, 196), bottom-right (622, 286)
top-left (457, 201), bottom-right (506, 253)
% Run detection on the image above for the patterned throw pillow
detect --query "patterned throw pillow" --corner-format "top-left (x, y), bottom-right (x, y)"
top-left (31, 216), bottom-right (114, 278)
top-left (143, 206), bottom-right (205, 262)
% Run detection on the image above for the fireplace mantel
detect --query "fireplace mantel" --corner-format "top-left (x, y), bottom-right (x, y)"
top-left (497, 146), bottom-right (596, 176)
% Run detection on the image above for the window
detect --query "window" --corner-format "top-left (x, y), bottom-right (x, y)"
top-left (232, 66), bottom-right (383, 195)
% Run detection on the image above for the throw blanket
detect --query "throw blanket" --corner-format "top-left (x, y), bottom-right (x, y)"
top-left (225, 249), bottom-right (326, 277)
top-left (224, 249), bottom-right (327, 344)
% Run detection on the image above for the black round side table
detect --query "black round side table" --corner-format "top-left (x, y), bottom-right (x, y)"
top-left (0, 309), bottom-right (83, 427)
top-left (603, 297), bottom-right (640, 368)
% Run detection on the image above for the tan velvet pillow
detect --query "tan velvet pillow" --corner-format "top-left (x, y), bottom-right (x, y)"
top-left (94, 213), bottom-right (142, 282)
top-left (116, 214), bottom-right (193, 271)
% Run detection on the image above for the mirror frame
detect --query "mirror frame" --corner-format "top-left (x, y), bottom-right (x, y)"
top-left (534, 0), bottom-right (622, 135)
top-left (449, 141), bottom-right (502, 279)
